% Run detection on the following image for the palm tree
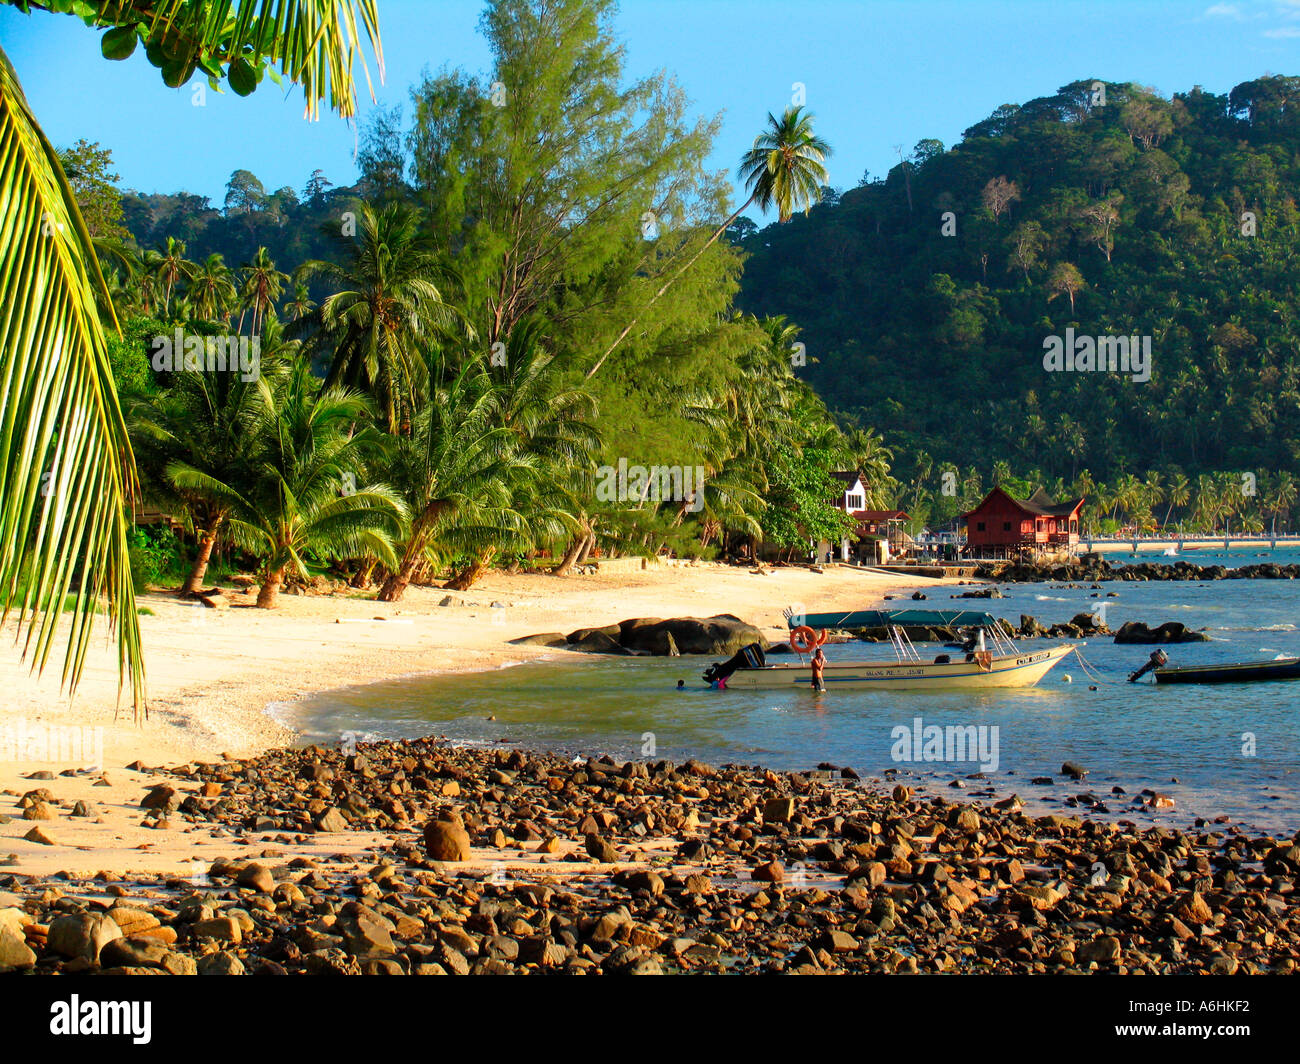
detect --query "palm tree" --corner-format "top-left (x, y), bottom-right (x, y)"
top-left (445, 322), bottom-right (599, 590)
top-left (0, 4), bottom-right (382, 717)
top-left (1142, 470), bottom-right (1164, 526)
top-left (298, 202), bottom-right (466, 432)
top-left (376, 363), bottom-right (517, 601)
top-left (151, 236), bottom-right (195, 318)
top-left (172, 361), bottom-right (405, 608)
top-left (285, 281), bottom-right (316, 322)
top-left (1265, 471), bottom-right (1298, 535)
top-left (190, 252), bottom-right (238, 323)
top-left (586, 106), bottom-right (832, 377)
top-left (130, 349), bottom-right (282, 596)
top-left (1162, 470), bottom-right (1190, 529)
top-left (846, 426), bottom-right (895, 507)
top-left (238, 246), bottom-right (288, 337)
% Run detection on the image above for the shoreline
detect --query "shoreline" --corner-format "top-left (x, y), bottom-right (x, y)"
top-left (0, 561), bottom-right (959, 877)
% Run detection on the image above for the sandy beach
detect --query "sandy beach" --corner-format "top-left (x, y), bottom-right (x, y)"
top-left (0, 561), bottom-right (953, 876)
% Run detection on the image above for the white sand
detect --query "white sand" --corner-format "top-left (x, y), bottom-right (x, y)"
top-left (0, 561), bottom-right (957, 874)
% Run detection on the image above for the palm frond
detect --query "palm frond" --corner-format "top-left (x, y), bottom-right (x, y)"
top-left (0, 44), bottom-right (143, 716)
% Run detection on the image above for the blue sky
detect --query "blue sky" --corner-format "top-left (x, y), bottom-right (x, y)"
top-left (1, 0), bottom-right (1298, 214)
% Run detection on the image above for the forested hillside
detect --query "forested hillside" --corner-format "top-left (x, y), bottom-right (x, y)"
top-left (736, 76), bottom-right (1300, 494)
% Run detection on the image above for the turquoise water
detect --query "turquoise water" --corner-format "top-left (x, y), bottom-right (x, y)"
top-left (279, 571), bottom-right (1300, 835)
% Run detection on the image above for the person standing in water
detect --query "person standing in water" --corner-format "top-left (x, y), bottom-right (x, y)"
top-left (811, 645), bottom-right (827, 692)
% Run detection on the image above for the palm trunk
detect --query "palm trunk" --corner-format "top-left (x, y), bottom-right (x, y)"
top-left (377, 554), bottom-right (420, 602)
top-left (181, 521), bottom-right (222, 596)
top-left (351, 559), bottom-right (377, 588)
top-left (553, 536), bottom-right (585, 577)
top-left (585, 192), bottom-right (756, 379)
top-left (575, 532), bottom-right (596, 564)
top-left (256, 566), bottom-right (285, 609)
top-left (446, 547), bottom-right (495, 591)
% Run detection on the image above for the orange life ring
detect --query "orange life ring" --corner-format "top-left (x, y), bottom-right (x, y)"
top-left (790, 626), bottom-right (828, 652)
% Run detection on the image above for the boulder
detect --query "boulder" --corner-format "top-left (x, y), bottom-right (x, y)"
top-left (567, 629), bottom-right (632, 655)
top-left (617, 614), bottom-right (766, 656)
top-left (1113, 621), bottom-right (1209, 644)
top-left (507, 632), bottom-right (569, 648)
top-left (0, 926), bottom-right (36, 970)
top-left (47, 912), bottom-right (122, 963)
top-left (423, 815), bottom-right (472, 861)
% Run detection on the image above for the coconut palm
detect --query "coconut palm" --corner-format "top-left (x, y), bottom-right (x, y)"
top-left (1162, 470), bottom-right (1190, 529)
top-left (188, 252), bottom-right (237, 323)
top-left (238, 247), bottom-right (288, 337)
top-left (0, 3), bottom-right (382, 716)
top-left (443, 323), bottom-right (599, 590)
top-left (586, 106), bottom-right (832, 377)
top-left (1264, 471), bottom-right (1298, 535)
top-left (285, 281), bottom-right (316, 322)
top-left (150, 236), bottom-right (196, 318)
top-left (171, 360), bottom-right (404, 608)
top-left (298, 202), bottom-right (466, 432)
top-left (376, 360), bottom-right (530, 601)
top-left (132, 321), bottom-right (303, 595)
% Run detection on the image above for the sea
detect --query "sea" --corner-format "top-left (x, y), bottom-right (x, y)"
top-left (274, 548), bottom-right (1300, 837)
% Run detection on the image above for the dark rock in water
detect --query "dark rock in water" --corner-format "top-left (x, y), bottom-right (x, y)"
top-left (1113, 621), bottom-right (1209, 644)
top-left (911, 591), bottom-right (927, 600)
top-left (957, 586), bottom-right (1003, 598)
top-left (1061, 761), bottom-right (1088, 780)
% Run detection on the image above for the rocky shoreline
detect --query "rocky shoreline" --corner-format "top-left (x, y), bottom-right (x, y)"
top-left (2, 739), bottom-right (1296, 975)
top-left (976, 558), bottom-right (1300, 583)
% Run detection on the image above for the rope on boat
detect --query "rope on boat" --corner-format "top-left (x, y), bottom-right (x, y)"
top-left (1071, 648), bottom-right (1117, 685)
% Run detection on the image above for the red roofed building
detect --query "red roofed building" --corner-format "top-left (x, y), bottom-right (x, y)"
top-left (963, 487), bottom-right (1084, 560)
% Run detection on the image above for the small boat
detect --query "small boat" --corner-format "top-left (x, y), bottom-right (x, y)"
top-left (703, 610), bottom-right (1076, 691)
top-left (1129, 649), bottom-right (1300, 685)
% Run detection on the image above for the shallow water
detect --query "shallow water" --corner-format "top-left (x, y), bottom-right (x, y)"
top-left (279, 574), bottom-right (1300, 836)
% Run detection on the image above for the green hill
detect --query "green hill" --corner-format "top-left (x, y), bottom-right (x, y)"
top-left (735, 77), bottom-right (1300, 490)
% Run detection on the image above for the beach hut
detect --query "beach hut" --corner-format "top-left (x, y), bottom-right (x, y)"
top-left (963, 487), bottom-right (1084, 561)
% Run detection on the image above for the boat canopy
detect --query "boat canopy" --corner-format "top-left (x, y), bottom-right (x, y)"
top-left (784, 608), bottom-right (1000, 630)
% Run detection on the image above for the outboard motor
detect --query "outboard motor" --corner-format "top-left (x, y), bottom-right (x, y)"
top-left (1127, 649), bottom-right (1169, 683)
top-left (703, 642), bottom-right (767, 686)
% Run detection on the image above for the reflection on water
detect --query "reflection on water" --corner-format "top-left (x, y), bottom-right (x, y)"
top-left (281, 578), bottom-right (1300, 835)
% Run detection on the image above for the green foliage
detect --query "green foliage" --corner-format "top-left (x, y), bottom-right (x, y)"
top-left (127, 524), bottom-right (185, 591)
top-left (736, 76), bottom-right (1300, 494)
top-left (57, 137), bottom-right (126, 239)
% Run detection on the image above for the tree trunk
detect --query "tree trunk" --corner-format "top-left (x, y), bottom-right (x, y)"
top-left (553, 536), bottom-right (585, 577)
top-left (445, 548), bottom-right (495, 591)
top-left (256, 566), bottom-right (285, 609)
top-left (181, 521), bottom-right (221, 596)
top-left (351, 558), bottom-right (377, 588)
top-left (576, 532), bottom-right (596, 564)
top-left (376, 554), bottom-right (420, 602)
